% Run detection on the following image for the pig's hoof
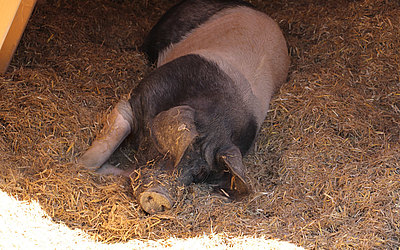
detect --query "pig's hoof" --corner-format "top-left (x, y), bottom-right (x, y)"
top-left (95, 163), bottom-right (125, 175)
top-left (139, 186), bottom-right (173, 214)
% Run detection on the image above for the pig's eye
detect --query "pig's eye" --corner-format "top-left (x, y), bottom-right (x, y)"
top-left (192, 162), bottom-right (210, 183)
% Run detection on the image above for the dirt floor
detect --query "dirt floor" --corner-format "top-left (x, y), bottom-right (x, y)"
top-left (0, 0), bottom-right (399, 248)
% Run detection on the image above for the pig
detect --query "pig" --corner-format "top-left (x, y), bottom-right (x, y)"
top-left (78, 0), bottom-right (290, 214)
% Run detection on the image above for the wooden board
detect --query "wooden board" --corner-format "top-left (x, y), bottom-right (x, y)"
top-left (0, 0), bottom-right (37, 73)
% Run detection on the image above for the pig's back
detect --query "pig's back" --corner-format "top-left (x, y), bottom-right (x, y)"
top-left (158, 6), bottom-right (289, 124)
top-left (142, 0), bottom-right (253, 63)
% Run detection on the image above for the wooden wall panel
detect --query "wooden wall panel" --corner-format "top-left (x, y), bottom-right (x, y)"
top-left (0, 0), bottom-right (37, 73)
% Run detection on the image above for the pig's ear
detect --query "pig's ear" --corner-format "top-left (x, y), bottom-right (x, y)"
top-left (217, 146), bottom-right (250, 197)
top-left (150, 105), bottom-right (198, 167)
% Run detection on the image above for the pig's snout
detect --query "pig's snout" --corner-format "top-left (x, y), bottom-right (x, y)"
top-left (139, 186), bottom-right (174, 214)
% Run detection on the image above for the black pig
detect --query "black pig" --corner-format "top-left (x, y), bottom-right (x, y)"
top-left (78, 0), bottom-right (290, 214)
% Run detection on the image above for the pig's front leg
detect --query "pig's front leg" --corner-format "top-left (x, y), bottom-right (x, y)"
top-left (78, 100), bottom-right (133, 170)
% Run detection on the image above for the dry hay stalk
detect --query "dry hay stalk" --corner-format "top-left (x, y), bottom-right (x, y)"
top-left (0, 0), bottom-right (399, 248)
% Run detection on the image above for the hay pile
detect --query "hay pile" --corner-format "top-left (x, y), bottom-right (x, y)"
top-left (0, 190), bottom-right (302, 249)
top-left (0, 0), bottom-right (399, 248)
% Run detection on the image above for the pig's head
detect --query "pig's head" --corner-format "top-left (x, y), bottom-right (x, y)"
top-left (138, 105), bottom-right (250, 214)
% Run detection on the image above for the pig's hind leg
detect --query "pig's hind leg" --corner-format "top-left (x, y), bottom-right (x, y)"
top-left (78, 100), bottom-right (133, 171)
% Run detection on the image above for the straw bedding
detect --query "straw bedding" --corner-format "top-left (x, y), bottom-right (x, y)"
top-left (0, 0), bottom-right (399, 248)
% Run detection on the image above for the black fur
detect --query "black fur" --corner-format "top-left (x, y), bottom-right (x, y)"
top-left (128, 54), bottom-right (257, 167)
top-left (141, 0), bottom-right (254, 64)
